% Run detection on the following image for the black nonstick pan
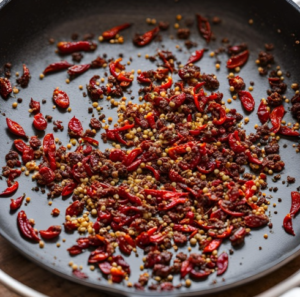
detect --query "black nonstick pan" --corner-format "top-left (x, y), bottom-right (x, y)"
top-left (1, 0), bottom-right (300, 296)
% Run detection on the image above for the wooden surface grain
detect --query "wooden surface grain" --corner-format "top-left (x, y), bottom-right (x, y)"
top-left (0, 235), bottom-right (300, 297)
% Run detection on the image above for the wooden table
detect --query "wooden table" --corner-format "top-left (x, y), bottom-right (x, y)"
top-left (0, 235), bottom-right (299, 297)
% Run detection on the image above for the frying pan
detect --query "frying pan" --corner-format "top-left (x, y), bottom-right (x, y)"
top-left (0, 0), bottom-right (300, 296)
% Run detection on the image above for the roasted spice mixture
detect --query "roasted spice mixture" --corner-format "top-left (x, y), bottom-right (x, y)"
top-left (1, 14), bottom-right (300, 291)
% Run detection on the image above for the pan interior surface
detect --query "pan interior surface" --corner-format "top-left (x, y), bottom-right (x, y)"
top-left (0, 0), bottom-right (300, 296)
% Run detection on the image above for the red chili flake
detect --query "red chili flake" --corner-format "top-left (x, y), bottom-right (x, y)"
top-left (228, 76), bottom-right (245, 91)
top-left (68, 116), bottom-right (84, 136)
top-left (57, 41), bottom-right (97, 54)
top-left (102, 23), bottom-right (131, 40)
top-left (16, 64), bottom-right (30, 87)
top-left (0, 181), bottom-right (19, 197)
top-left (62, 181), bottom-right (77, 197)
top-left (270, 105), bottom-right (285, 133)
top-left (109, 149), bottom-right (126, 162)
top-left (278, 126), bottom-right (300, 137)
top-left (226, 50), bottom-right (249, 69)
top-left (39, 167), bottom-right (55, 184)
top-left (43, 61), bottom-right (73, 74)
top-left (29, 98), bottom-right (41, 114)
top-left (22, 146), bottom-right (34, 164)
top-left (245, 151), bottom-right (262, 165)
top-left (283, 213), bottom-right (295, 236)
top-left (244, 215), bottom-right (269, 228)
top-left (207, 102), bottom-right (226, 125)
top-left (228, 131), bottom-right (245, 153)
top-left (53, 89), bottom-right (70, 109)
top-left (72, 269), bottom-right (88, 279)
top-left (6, 118), bottom-right (27, 137)
top-left (66, 200), bottom-right (84, 216)
top-left (290, 192), bottom-right (300, 217)
top-left (238, 91), bottom-right (255, 112)
top-left (190, 269), bottom-right (211, 280)
top-left (14, 139), bottom-right (27, 153)
top-left (203, 239), bottom-right (222, 253)
top-left (33, 113), bottom-right (48, 131)
top-left (133, 27), bottom-right (160, 46)
top-left (51, 208), bottom-right (60, 216)
top-left (67, 64), bottom-right (90, 76)
top-left (216, 252), bottom-right (229, 276)
top-left (81, 137), bottom-right (99, 147)
top-left (0, 77), bottom-right (12, 98)
top-left (257, 101), bottom-right (270, 124)
top-left (186, 49), bottom-right (205, 65)
top-left (109, 58), bottom-right (133, 86)
top-left (10, 194), bottom-right (25, 211)
top-left (39, 225), bottom-right (62, 240)
top-left (17, 210), bottom-right (40, 242)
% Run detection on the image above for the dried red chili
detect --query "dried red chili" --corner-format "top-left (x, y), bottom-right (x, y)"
top-left (68, 64), bottom-right (90, 76)
top-left (193, 82), bottom-right (206, 112)
top-left (196, 14), bottom-right (212, 43)
top-left (51, 208), bottom-right (60, 216)
top-left (0, 77), bottom-right (12, 98)
top-left (257, 101), bottom-right (269, 124)
top-left (53, 89), bottom-right (70, 109)
top-left (228, 131), bottom-right (245, 153)
top-left (33, 113), bottom-right (47, 131)
top-left (102, 23), bottom-right (131, 40)
top-left (245, 151), bottom-right (262, 165)
top-left (290, 192), bottom-right (300, 217)
top-left (208, 102), bottom-right (226, 125)
top-left (44, 61), bottom-right (73, 74)
top-left (29, 98), bottom-right (41, 114)
top-left (17, 210), bottom-right (40, 242)
top-left (158, 51), bottom-right (174, 72)
top-left (39, 167), bottom-right (55, 184)
top-left (278, 126), bottom-right (300, 137)
top-left (227, 50), bottom-right (249, 69)
top-left (145, 165), bottom-right (160, 181)
top-left (283, 213), bottom-right (295, 236)
top-left (73, 270), bottom-right (88, 279)
top-left (187, 49), bottom-right (205, 65)
top-left (216, 252), bottom-right (229, 276)
top-left (203, 239), bottom-right (222, 253)
top-left (244, 215), bottom-right (269, 228)
top-left (270, 105), bottom-right (285, 133)
top-left (66, 201), bottom-right (85, 216)
top-left (17, 64), bottom-right (30, 87)
top-left (82, 137), bottom-right (99, 147)
top-left (57, 41), bottom-right (97, 54)
top-left (68, 116), bottom-right (83, 136)
top-left (62, 181), bottom-right (77, 197)
top-left (6, 118), bottom-right (26, 137)
top-left (43, 133), bottom-right (56, 171)
top-left (22, 146), bottom-right (34, 164)
top-left (228, 76), bottom-right (245, 91)
top-left (39, 225), bottom-right (62, 240)
top-left (238, 91), bottom-right (255, 112)
top-left (7, 169), bottom-right (21, 181)
top-left (0, 181), bottom-right (18, 197)
top-left (133, 27), bottom-right (160, 46)
top-left (14, 139), bottom-right (27, 153)
top-left (219, 200), bottom-right (245, 217)
top-left (10, 194), bottom-right (25, 211)
top-left (109, 58), bottom-right (133, 86)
